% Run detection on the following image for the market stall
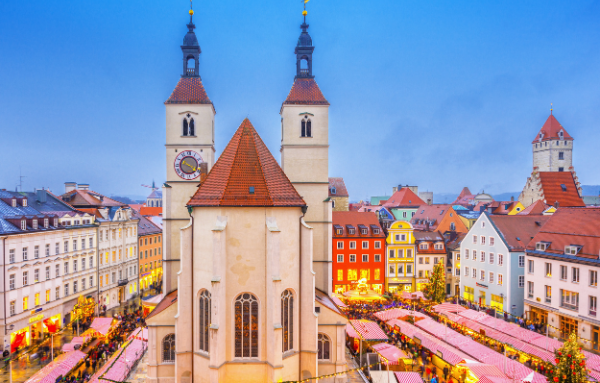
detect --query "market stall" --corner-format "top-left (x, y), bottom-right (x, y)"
top-left (343, 289), bottom-right (387, 302)
top-left (372, 343), bottom-right (410, 371)
top-left (24, 351), bottom-right (86, 383)
top-left (393, 372), bottom-right (424, 383)
top-left (142, 294), bottom-right (163, 317)
top-left (349, 320), bottom-right (388, 367)
top-left (90, 317), bottom-right (118, 337)
top-left (432, 303), bottom-right (467, 314)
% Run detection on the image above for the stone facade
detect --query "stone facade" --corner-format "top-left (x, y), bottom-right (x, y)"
top-left (532, 140), bottom-right (573, 172)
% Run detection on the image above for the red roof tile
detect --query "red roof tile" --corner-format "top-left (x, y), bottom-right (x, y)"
top-left (538, 172), bottom-right (585, 207)
top-left (60, 190), bottom-right (125, 208)
top-left (139, 207), bottom-right (162, 216)
top-left (383, 188), bottom-right (425, 208)
top-left (146, 290), bottom-right (178, 320)
top-left (517, 200), bottom-right (548, 215)
top-left (283, 78), bottom-right (329, 106)
top-left (411, 204), bottom-right (451, 230)
top-left (531, 114), bottom-right (573, 144)
top-left (329, 177), bottom-right (349, 197)
top-left (188, 119), bottom-right (306, 207)
top-left (332, 211), bottom-right (385, 238)
top-left (489, 215), bottom-right (550, 251)
top-left (164, 77), bottom-right (213, 105)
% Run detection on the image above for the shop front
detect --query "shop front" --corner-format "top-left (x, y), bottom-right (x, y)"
top-left (415, 279), bottom-right (429, 292)
top-left (10, 327), bottom-right (29, 353)
top-left (72, 295), bottom-right (96, 324)
top-left (388, 278), bottom-right (413, 294)
top-left (527, 306), bottom-right (548, 325)
top-left (490, 294), bottom-right (503, 313)
top-left (8, 310), bottom-right (62, 353)
top-left (463, 286), bottom-right (474, 302)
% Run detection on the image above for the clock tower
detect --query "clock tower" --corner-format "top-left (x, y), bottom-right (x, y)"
top-left (163, 8), bottom-right (215, 293)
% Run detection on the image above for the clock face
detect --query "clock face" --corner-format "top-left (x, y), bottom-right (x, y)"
top-left (174, 150), bottom-right (203, 180)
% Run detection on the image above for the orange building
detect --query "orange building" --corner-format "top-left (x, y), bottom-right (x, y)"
top-left (332, 212), bottom-right (386, 294)
top-left (137, 213), bottom-right (163, 291)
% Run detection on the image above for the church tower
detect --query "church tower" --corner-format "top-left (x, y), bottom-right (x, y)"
top-left (163, 6), bottom-right (216, 293)
top-left (531, 111), bottom-right (574, 172)
top-left (281, 11), bottom-right (332, 295)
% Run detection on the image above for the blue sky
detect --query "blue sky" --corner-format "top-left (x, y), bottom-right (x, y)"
top-left (1, 0), bottom-right (599, 201)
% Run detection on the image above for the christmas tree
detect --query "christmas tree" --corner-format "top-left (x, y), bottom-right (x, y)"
top-left (548, 333), bottom-right (588, 383)
top-left (423, 260), bottom-right (446, 303)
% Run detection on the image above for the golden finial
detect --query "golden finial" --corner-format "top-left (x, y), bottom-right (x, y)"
top-left (189, 0), bottom-right (194, 16)
top-left (550, 102), bottom-right (553, 115)
top-left (303, 0), bottom-right (309, 17)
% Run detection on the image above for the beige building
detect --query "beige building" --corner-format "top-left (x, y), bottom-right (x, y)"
top-left (328, 178), bottom-right (349, 212)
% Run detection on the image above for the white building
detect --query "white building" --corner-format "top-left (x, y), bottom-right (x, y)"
top-left (524, 207), bottom-right (600, 351)
top-left (60, 184), bottom-right (139, 310)
top-left (0, 190), bottom-right (98, 353)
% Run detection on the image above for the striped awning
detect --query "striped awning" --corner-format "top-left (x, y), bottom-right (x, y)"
top-left (331, 295), bottom-right (347, 308)
top-left (394, 372), bottom-right (424, 383)
top-left (346, 323), bottom-right (359, 338)
top-left (432, 303), bottom-right (467, 313)
top-left (372, 343), bottom-right (408, 365)
top-left (349, 319), bottom-right (388, 341)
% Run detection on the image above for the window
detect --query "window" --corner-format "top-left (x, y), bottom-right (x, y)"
top-left (362, 254), bottom-right (368, 262)
top-left (472, 251), bottom-right (477, 261)
top-left (349, 255), bottom-right (356, 262)
top-left (528, 260), bottom-right (535, 274)
top-left (55, 264), bottom-right (60, 277)
top-left (464, 249), bottom-right (469, 260)
top-left (472, 268), bottom-right (477, 278)
top-left (406, 264), bottom-right (412, 274)
top-left (590, 296), bottom-right (597, 317)
top-left (560, 265), bottom-right (567, 281)
top-left (23, 297), bottom-right (28, 311)
top-left (480, 270), bottom-right (485, 281)
top-left (481, 252), bottom-right (486, 262)
top-left (481, 236), bottom-right (486, 245)
top-left (90, 276), bottom-right (93, 287)
top-left (398, 249), bottom-right (404, 258)
top-left (425, 257), bottom-right (430, 264)
top-left (73, 260), bottom-right (78, 272)
top-left (337, 270), bottom-right (343, 281)
top-left (518, 255), bottom-right (525, 268)
top-left (518, 275), bottom-right (525, 288)
top-left (374, 254), bottom-right (381, 262)
top-left (34, 246), bottom-right (39, 259)
top-left (199, 290), bottom-right (211, 353)
top-left (9, 249), bottom-right (15, 264)
top-left (81, 257), bottom-right (86, 270)
top-left (337, 254), bottom-right (343, 263)
top-left (573, 267), bottom-right (580, 283)
top-left (498, 254), bottom-right (503, 266)
top-left (300, 118), bottom-right (312, 137)
top-left (490, 237), bottom-right (495, 246)
top-left (388, 265), bottom-right (396, 276)
top-left (489, 272), bottom-right (494, 284)
top-left (362, 241), bottom-right (368, 249)
top-left (349, 242), bottom-right (356, 250)
top-left (35, 293), bottom-right (40, 306)
top-left (560, 289), bottom-right (579, 310)
top-left (73, 240), bottom-right (77, 251)
top-left (281, 289), bottom-right (294, 353)
top-left (23, 271), bottom-right (28, 286)
top-left (45, 244), bottom-right (50, 257)
top-left (374, 268), bottom-right (381, 280)
top-left (337, 241), bottom-right (343, 249)
top-left (23, 247), bottom-right (28, 261)
top-left (418, 270), bottom-right (423, 278)
top-left (9, 274), bottom-right (15, 290)
top-left (498, 274), bottom-right (503, 286)
top-left (21, 220), bottom-right (26, 230)
top-left (450, 222), bottom-right (456, 231)
top-left (46, 289), bottom-right (50, 303)
top-left (64, 241), bottom-right (68, 253)
top-left (544, 263), bottom-right (552, 277)
top-left (473, 235), bottom-right (477, 244)
top-left (318, 334), bottom-right (330, 360)
top-left (559, 152), bottom-right (564, 160)
top-left (591, 271), bottom-right (598, 287)
top-left (489, 253), bottom-right (494, 264)
top-left (10, 301), bottom-right (15, 316)
top-left (73, 281), bottom-right (78, 294)
top-left (82, 278), bottom-right (86, 290)
top-left (162, 334), bottom-right (176, 363)
top-left (89, 238), bottom-right (93, 248)
top-left (433, 257), bottom-right (438, 264)
top-left (419, 257), bottom-right (423, 265)
top-left (465, 267), bottom-right (469, 277)
top-left (55, 243), bottom-right (59, 255)
top-left (64, 284), bottom-right (69, 297)
top-left (419, 243), bottom-right (429, 250)
top-left (234, 293), bottom-right (259, 358)
top-left (374, 241), bottom-right (381, 249)
top-left (528, 281), bottom-right (534, 298)
top-left (81, 239), bottom-right (86, 250)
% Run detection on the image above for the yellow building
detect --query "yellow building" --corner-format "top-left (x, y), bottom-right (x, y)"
top-left (385, 221), bottom-right (416, 293)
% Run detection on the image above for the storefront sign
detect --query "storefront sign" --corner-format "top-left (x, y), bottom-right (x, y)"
top-left (29, 308), bottom-right (43, 315)
top-left (393, 279), bottom-right (411, 283)
top-left (29, 314), bottom-right (44, 323)
top-left (476, 282), bottom-right (488, 289)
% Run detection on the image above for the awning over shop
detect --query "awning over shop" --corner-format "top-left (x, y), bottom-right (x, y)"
top-left (90, 317), bottom-right (116, 336)
top-left (393, 372), bottom-right (424, 383)
top-left (349, 320), bottom-right (388, 341)
top-left (24, 351), bottom-right (86, 383)
top-left (375, 308), bottom-right (427, 322)
top-left (11, 331), bottom-right (26, 353)
top-left (346, 324), bottom-right (359, 338)
top-left (432, 303), bottom-right (467, 314)
top-left (372, 343), bottom-right (408, 365)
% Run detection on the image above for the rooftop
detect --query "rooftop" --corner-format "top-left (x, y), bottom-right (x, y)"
top-left (328, 177), bottom-right (349, 197)
top-left (537, 171), bottom-right (585, 207)
top-left (488, 214), bottom-right (550, 251)
top-left (383, 188), bottom-right (426, 208)
top-left (282, 78), bottom-right (329, 106)
top-left (532, 114), bottom-right (573, 144)
top-left (164, 77), bottom-right (213, 105)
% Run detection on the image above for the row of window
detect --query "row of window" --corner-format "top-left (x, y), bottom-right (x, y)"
top-left (336, 254), bottom-right (381, 263)
top-left (463, 267), bottom-right (519, 287)
top-left (334, 226), bottom-right (381, 236)
top-left (99, 267), bottom-right (137, 287)
top-left (99, 227), bottom-right (136, 241)
top-left (140, 261), bottom-right (161, 273)
top-left (388, 264), bottom-right (412, 276)
top-left (463, 249), bottom-right (518, 267)
top-left (9, 257), bottom-right (95, 290)
top-left (336, 241), bottom-right (381, 250)
top-left (8, 238), bottom-right (95, 263)
top-left (529, 261), bottom-right (596, 285)
top-left (100, 247), bottom-right (137, 266)
top-left (471, 234), bottom-right (496, 246)
top-left (388, 249), bottom-right (413, 258)
top-left (139, 236), bottom-right (161, 246)
top-left (418, 257), bottom-right (443, 265)
top-left (527, 284), bottom-right (597, 316)
top-left (9, 277), bottom-right (94, 316)
top-left (140, 248), bottom-right (161, 259)
top-left (337, 269), bottom-right (381, 281)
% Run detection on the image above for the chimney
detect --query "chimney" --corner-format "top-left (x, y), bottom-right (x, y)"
top-left (510, 196), bottom-right (515, 202)
top-left (36, 190), bottom-right (47, 203)
top-left (78, 183), bottom-right (90, 191)
top-left (554, 201), bottom-right (559, 209)
top-left (65, 182), bottom-right (77, 193)
top-left (392, 187), bottom-right (398, 193)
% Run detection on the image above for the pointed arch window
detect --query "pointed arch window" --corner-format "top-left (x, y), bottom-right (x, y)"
top-left (281, 289), bottom-right (294, 352)
top-left (318, 333), bottom-right (331, 360)
top-left (199, 290), bottom-right (211, 353)
top-left (189, 118), bottom-right (195, 136)
top-left (182, 114), bottom-right (195, 137)
top-left (234, 293), bottom-right (259, 358)
top-left (183, 119), bottom-right (189, 136)
top-left (301, 116), bottom-right (312, 137)
top-left (162, 334), bottom-right (176, 363)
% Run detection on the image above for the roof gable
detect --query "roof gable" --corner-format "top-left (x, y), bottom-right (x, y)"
top-left (488, 214), bottom-right (550, 251)
top-left (188, 119), bottom-right (306, 207)
top-left (383, 188), bottom-right (426, 208)
top-left (282, 78), bottom-right (329, 106)
top-left (164, 77), bottom-right (213, 105)
top-left (532, 114), bottom-right (573, 143)
top-left (328, 177), bottom-right (349, 197)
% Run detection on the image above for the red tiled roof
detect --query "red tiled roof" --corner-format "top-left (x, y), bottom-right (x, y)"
top-left (488, 215), bottom-right (550, 251)
top-left (527, 208), bottom-right (600, 260)
top-left (188, 119), bottom-right (305, 207)
top-left (531, 114), bottom-right (573, 143)
top-left (517, 200), bottom-right (548, 215)
top-left (383, 188), bottom-right (425, 208)
top-left (328, 177), bottom-right (349, 197)
top-left (411, 204), bottom-right (451, 230)
top-left (332, 211), bottom-right (385, 237)
top-left (77, 208), bottom-right (103, 219)
top-left (538, 172), bottom-right (584, 207)
top-left (60, 190), bottom-right (125, 208)
top-left (129, 204), bottom-right (143, 212)
top-left (146, 290), bottom-right (178, 320)
top-left (139, 207), bottom-right (162, 216)
top-left (283, 78), bottom-right (329, 106)
top-left (164, 77), bottom-right (213, 105)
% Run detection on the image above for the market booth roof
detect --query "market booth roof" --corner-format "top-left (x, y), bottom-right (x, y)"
top-left (346, 323), bottom-right (359, 338)
top-left (372, 343), bottom-right (408, 365)
top-left (349, 320), bottom-right (388, 341)
top-left (375, 308), bottom-right (428, 322)
top-left (394, 372), bottom-right (424, 383)
top-left (24, 351), bottom-right (86, 383)
top-left (432, 303), bottom-right (467, 314)
top-left (90, 317), bottom-right (117, 336)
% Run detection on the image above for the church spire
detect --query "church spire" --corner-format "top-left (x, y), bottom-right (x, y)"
top-left (295, 1), bottom-right (314, 78)
top-left (181, 0), bottom-right (201, 77)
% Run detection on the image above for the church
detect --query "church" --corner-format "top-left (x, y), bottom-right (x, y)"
top-left (146, 6), bottom-right (348, 383)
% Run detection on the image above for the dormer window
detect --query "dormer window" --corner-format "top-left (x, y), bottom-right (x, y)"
top-left (565, 246), bottom-right (581, 256)
top-left (44, 218), bottom-right (49, 228)
top-left (373, 228), bottom-right (380, 235)
top-left (361, 228), bottom-right (368, 235)
top-left (32, 219), bottom-right (38, 230)
top-left (536, 242), bottom-right (550, 251)
top-left (419, 243), bottom-right (429, 250)
top-left (301, 116), bottom-right (312, 137)
top-left (12, 199), bottom-right (16, 208)
top-left (53, 218), bottom-right (58, 226)
top-left (21, 220), bottom-right (26, 230)
top-left (331, 187), bottom-right (336, 195)
top-left (434, 243), bottom-right (444, 250)
top-left (348, 228), bottom-right (355, 235)
top-left (559, 131), bottom-right (564, 138)
top-left (336, 229), bottom-right (342, 235)
top-left (22, 198), bottom-right (27, 207)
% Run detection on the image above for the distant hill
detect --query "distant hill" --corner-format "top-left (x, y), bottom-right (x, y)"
top-left (110, 195), bottom-right (140, 205)
top-left (582, 185), bottom-right (600, 196)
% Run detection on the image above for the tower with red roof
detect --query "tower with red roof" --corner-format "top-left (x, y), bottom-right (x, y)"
top-left (163, 7), bottom-right (216, 293)
top-left (280, 12), bottom-right (332, 294)
top-left (532, 112), bottom-right (574, 172)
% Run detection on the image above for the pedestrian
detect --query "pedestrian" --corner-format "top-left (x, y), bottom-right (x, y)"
top-left (431, 374), bottom-right (438, 383)
top-left (443, 366), bottom-right (449, 380)
top-left (420, 364), bottom-right (425, 376)
top-left (426, 366), bottom-right (431, 379)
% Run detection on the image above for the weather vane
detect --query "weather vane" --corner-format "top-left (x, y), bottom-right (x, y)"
top-left (189, 0), bottom-right (194, 16)
top-left (303, 0), bottom-right (309, 18)
top-left (551, 102), bottom-right (553, 115)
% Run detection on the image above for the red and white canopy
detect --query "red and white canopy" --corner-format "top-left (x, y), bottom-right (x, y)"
top-left (432, 303), bottom-right (467, 314)
top-left (90, 317), bottom-right (116, 336)
top-left (349, 320), bottom-right (388, 341)
top-left (372, 343), bottom-right (408, 365)
top-left (394, 372), bottom-right (424, 383)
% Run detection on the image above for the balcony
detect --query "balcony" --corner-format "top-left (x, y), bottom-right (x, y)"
top-left (117, 279), bottom-right (128, 286)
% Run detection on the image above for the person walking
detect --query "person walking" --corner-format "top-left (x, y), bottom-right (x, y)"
top-left (431, 374), bottom-right (438, 383)
top-left (443, 366), bottom-right (449, 381)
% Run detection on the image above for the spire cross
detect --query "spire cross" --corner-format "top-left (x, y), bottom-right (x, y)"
top-left (551, 102), bottom-right (553, 115)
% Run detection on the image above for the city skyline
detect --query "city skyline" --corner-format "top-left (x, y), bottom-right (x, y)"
top-left (1, 0), bottom-right (600, 200)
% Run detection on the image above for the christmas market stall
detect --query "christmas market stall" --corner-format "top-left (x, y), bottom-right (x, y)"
top-left (142, 294), bottom-right (164, 317)
top-left (24, 350), bottom-right (86, 383)
top-left (372, 342), bottom-right (411, 372)
top-left (393, 372), bottom-right (424, 383)
top-left (88, 330), bottom-right (148, 383)
top-left (375, 308), bottom-right (428, 323)
top-left (72, 295), bottom-right (96, 323)
top-left (432, 303), bottom-right (468, 314)
top-left (89, 317), bottom-right (119, 338)
top-left (348, 320), bottom-right (388, 367)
